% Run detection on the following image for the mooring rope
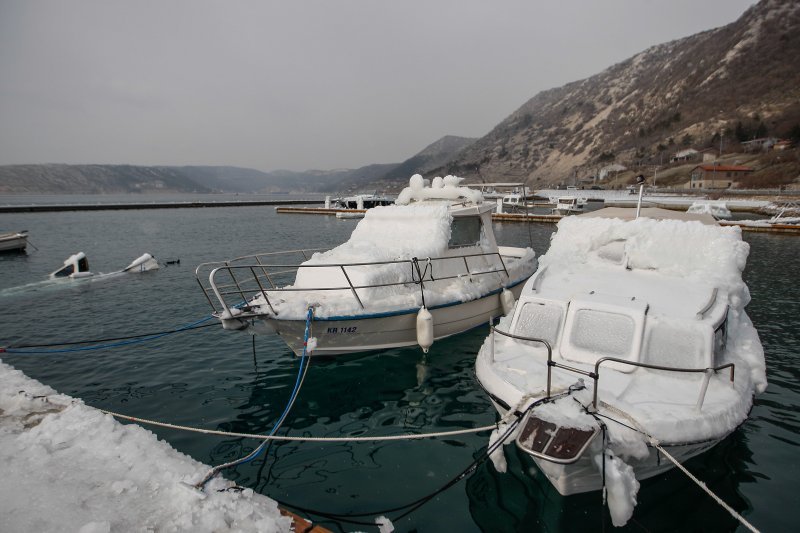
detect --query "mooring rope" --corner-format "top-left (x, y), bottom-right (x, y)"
top-left (193, 307), bottom-right (315, 490)
top-left (1, 316), bottom-right (215, 354)
top-left (653, 441), bottom-right (759, 533)
top-left (101, 408), bottom-right (510, 442)
top-left (596, 401), bottom-right (760, 533)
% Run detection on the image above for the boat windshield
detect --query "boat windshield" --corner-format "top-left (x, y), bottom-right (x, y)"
top-left (514, 301), bottom-right (563, 347)
top-left (642, 320), bottom-right (708, 367)
top-left (569, 309), bottom-right (635, 358)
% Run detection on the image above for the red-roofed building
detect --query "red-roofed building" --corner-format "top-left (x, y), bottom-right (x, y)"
top-left (685, 164), bottom-right (753, 189)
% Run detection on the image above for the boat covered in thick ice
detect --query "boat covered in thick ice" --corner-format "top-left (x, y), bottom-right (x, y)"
top-left (196, 175), bottom-right (538, 356)
top-left (475, 207), bottom-right (766, 526)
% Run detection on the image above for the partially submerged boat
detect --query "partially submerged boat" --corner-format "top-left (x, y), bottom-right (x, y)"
top-left (475, 207), bottom-right (766, 526)
top-left (50, 252), bottom-right (159, 279)
top-left (0, 231), bottom-right (29, 253)
top-left (196, 175), bottom-right (538, 356)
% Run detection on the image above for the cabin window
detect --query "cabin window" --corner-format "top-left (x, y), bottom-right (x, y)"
top-left (449, 216), bottom-right (482, 248)
top-left (570, 309), bottom-right (634, 358)
top-left (643, 322), bottom-right (705, 367)
top-left (515, 302), bottom-right (562, 347)
top-left (54, 264), bottom-right (74, 277)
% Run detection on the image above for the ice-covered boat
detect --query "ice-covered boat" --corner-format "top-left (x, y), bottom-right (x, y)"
top-left (475, 207), bottom-right (766, 526)
top-left (196, 175), bottom-right (538, 356)
top-left (687, 201), bottom-right (733, 220)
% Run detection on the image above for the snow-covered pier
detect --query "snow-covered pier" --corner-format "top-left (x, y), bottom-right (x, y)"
top-left (0, 361), bottom-right (326, 532)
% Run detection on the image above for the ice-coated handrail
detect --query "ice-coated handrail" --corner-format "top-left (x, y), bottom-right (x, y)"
top-left (201, 251), bottom-right (513, 316)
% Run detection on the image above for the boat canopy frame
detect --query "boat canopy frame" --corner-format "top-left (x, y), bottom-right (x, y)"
top-left (488, 326), bottom-right (735, 412)
top-left (196, 247), bottom-right (513, 319)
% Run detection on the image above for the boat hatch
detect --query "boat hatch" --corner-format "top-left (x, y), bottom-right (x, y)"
top-left (516, 412), bottom-right (599, 464)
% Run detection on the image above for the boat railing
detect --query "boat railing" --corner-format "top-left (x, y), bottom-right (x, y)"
top-left (490, 327), bottom-right (735, 412)
top-left (197, 251), bottom-right (512, 317)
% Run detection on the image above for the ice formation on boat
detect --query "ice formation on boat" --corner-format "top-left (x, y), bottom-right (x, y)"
top-left (0, 361), bottom-right (292, 532)
top-left (475, 207), bottom-right (766, 526)
top-left (197, 175), bottom-right (537, 356)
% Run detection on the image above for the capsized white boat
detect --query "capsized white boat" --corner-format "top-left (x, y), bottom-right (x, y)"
top-left (475, 207), bottom-right (766, 526)
top-left (196, 175), bottom-right (538, 356)
top-left (50, 252), bottom-right (159, 279)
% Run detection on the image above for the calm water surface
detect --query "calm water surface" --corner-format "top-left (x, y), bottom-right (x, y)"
top-left (0, 201), bottom-right (797, 532)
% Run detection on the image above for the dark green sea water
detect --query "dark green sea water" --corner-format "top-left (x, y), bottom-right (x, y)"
top-left (1, 200), bottom-right (797, 531)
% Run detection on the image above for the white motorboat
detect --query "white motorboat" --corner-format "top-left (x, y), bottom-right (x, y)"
top-left (197, 175), bottom-right (538, 356)
top-left (332, 192), bottom-right (394, 210)
top-left (475, 207), bottom-right (766, 526)
top-left (550, 196), bottom-right (584, 215)
top-left (0, 231), bottom-right (28, 252)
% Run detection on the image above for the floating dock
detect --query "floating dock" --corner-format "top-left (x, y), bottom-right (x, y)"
top-left (276, 206), bottom-right (800, 234)
top-left (0, 199), bottom-right (320, 213)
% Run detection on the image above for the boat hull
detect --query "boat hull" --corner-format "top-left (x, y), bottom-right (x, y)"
top-left (488, 398), bottom-right (721, 496)
top-left (0, 232), bottom-right (28, 252)
top-left (248, 281), bottom-right (527, 356)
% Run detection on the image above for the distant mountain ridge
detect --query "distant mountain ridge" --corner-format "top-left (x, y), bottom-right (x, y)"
top-left (433, 0), bottom-right (800, 185)
top-left (0, 134), bottom-right (475, 194)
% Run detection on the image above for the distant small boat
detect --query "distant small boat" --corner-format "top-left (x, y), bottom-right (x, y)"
top-left (687, 201), bottom-right (732, 220)
top-left (550, 196), bottom-right (584, 215)
top-left (0, 230), bottom-right (29, 253)
top-left (332, 192), bottom-right (394, 209)
top-left (335, 211), bottom-right (365, 219)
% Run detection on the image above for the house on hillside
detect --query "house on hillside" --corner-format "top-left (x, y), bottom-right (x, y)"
top-left (670, 148), bottom-right (699, 163)
top-left (684, 164), bottom-right (753, 189)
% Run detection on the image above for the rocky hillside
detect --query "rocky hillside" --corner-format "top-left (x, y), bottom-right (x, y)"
top-left (0, 164), bottom-right (213, 194)
top-left (434, 0), bottom-right (800, 187)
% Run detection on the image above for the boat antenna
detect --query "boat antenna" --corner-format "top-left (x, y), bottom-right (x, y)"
top-left (634, 175), bottom-right (645, 219)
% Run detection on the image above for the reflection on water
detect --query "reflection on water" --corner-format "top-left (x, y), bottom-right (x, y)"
top-left (0, 205), bottom-right (797, 531)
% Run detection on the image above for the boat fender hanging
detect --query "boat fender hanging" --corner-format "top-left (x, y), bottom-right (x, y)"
top-left (416, 307), bottom-right (433, 353)
top-left (500, 288), bottom-right (515, 316)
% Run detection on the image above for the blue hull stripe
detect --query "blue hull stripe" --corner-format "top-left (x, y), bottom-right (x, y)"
top-left (314, 276), bottom-right (528, 322)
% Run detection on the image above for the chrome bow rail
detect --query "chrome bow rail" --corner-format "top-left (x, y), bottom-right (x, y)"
top-left (489, 326), bottom-right (735, 411)
top-left (196, 249), bottom-right (512, 317)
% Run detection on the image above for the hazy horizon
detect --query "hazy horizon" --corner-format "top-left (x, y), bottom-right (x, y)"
top-left (0, 0), bottom-right (755, 172)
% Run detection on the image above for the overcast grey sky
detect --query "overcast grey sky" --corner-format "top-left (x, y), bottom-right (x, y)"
top-left (0, 0), bottom-right (755, 172)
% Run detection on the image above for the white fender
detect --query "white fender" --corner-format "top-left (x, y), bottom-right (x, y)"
top-left (416, 307), bottom-right (433, 353)
top-left (500, 288), bottom-right (515, 316)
